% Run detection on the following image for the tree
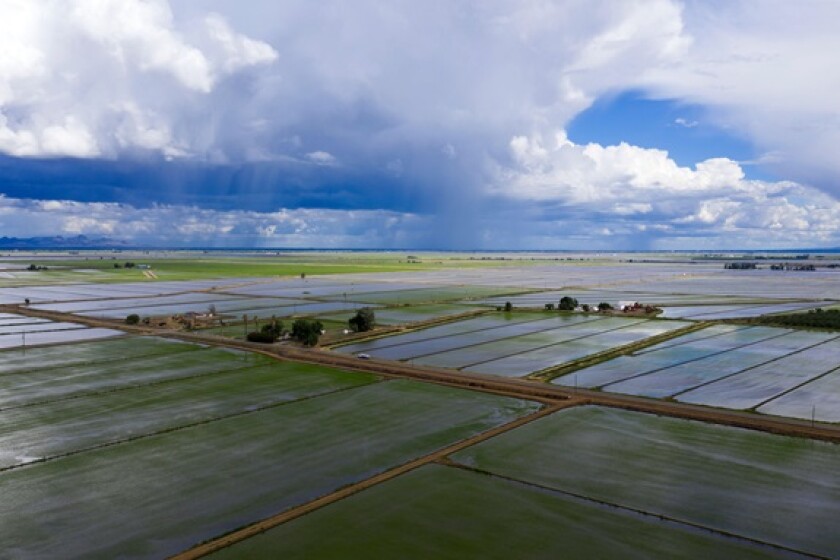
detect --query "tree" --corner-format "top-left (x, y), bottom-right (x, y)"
top-left (348, 307), bottom-right (376, 332)
top-left (544, 303), bottom-right (555, 310)
top-left (246, 319), bottom-right (284, 343)
top-left (597, 302), bottom-right (613, 311)
top-left (291, 318), bottom-right (323, 347)
top-left (558, 296), bottom-right (578, 311)
top-left (261, 318), bottom-right (284, 340)
top-left (581, 303), bottom-right (591, 313)
top-left (207, 304), bottom-right (217, 316)
top-left (504, 301), bottom-right (513, 312)
top-left (125, 314), bottom-right (140, 325)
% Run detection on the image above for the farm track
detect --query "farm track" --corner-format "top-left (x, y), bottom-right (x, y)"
top-left (6, 304), bottom-right (840, 442)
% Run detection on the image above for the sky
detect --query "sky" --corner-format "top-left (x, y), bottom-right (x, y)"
top-left (1, 0), bottom-right (839, 250)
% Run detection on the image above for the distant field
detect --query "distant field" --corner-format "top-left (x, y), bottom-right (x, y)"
top-left (6, 254), bottom-right (521, 284)
top-left (320, 303), bottom-right (485, 326)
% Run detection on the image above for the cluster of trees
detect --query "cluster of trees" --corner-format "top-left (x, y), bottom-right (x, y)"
top-left (113, 262), bottom-right (137, 269)
top-left (247, 319), bottom-right (285, 343)
top-left (558, 296), bottom-right (578, 311)
top-left (749, 308), bottom-right (840, 329)
top-left (26, 264), bottom-right (48, 271)
top-left (348, 308), bottom-right (376, 332)
top-left (291, 318), bottom-right (324, 346)
top-left (544, 299), bottom-right (612, 312)
top-left (770, 264), bottom-right (816, 271)
top-left (125, 314), bottom-right (140, 325)
top-left (245, 317), bottom-right (325, 346)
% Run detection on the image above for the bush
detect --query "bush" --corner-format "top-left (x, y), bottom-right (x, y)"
top-left (125, 314), bottom-right (140, 325)
top-left (291, 318), bottom-right (324, 347)
top-left (597, 302), bottom-right (613, 311)
top-left (544, 303), bottom-right (555, 310)
top-left (247, 331), bottom-right (277, 343)
top-left (581, 304), bottom-right (591, 313)
top-left (348, 307), bottom-right (376, 332)
top-left (504, 301), bottom-right (513, 312)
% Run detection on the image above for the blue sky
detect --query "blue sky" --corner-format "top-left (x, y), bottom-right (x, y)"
top-left (0, 0), bottom-right (839, 249)
top-left (568, 91), bottom-right (766, 178)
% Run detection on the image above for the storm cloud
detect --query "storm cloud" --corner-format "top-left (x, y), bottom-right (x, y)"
top-left (0, 0), bottom-right (838, 248)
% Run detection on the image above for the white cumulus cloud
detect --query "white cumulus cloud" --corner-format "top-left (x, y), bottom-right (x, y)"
top-left (0, 0), bottom-right (277, 158)
top-left (498, 131), bottom-right (840, 246)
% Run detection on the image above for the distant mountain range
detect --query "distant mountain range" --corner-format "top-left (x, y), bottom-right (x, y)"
top-left (0, 235), bottom-right (129, 249)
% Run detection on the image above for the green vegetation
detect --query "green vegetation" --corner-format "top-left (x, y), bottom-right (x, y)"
top-left (558, 296), bottom-right (578, 310)
top-left (247, 319), bottom-right (285, 343)
top-left (452, 406), bottom-right (840, 559)
top-left (291, 318), bottom-right (324, 346)
top-left (15, 253), bottom-right (525, 284)
top-left (125, 313), bottom-right (140, 325)
top-left (0, 358), bottom-right (377, 469)
top-left (246, 331), bottom-right (276, 343)
top-left (210, 464), bottom-right (784, 560)
top-left (348, 307), bottom-right (376, 332)
top-left (0, 380), bottom-right (537, 558)
top-left (745, 308), bottom-right (840, 330)
top-left (597, 301), bottom-right (613, 311)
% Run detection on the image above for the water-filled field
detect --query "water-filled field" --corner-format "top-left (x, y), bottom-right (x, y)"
top-left (348, 315), bottom-right (605, 362)
top-left (758, 369), bottom-right (840, 422)
top-left (0, 357), bottom-right (375, 469)
top-left (322, 303), bottom-right (483, 325)
top-left (0, 366), bottom-right (538, 558)
top-left (0, 343), bottom-right (234, 409)
top-left (678, 338), bottom-right (840, 409)
top-left (0, 336), bottom-right (191, 373)
top-left (0, 320), bottom-right (86, 335)
top-left (604, 330), bottom-right (836, 398)
top-left (30, 291), bottom-right (232, 313)
top-left (558, 325), bottom-right (787, 388)
top-left (659, 301), bottom-right (827, 319)
top-left (451, 406), bottom-right (840, 559)
top-left (322, 285), bottom-right (523, 305)
top-left (336, 313), bottom-right (553, 355)
top-left (209, 464), bottom-right (788, 560)
top-left (0, 322), bottom-right (122, 349)
top-left (340, 312), bottom-right (690, 377)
